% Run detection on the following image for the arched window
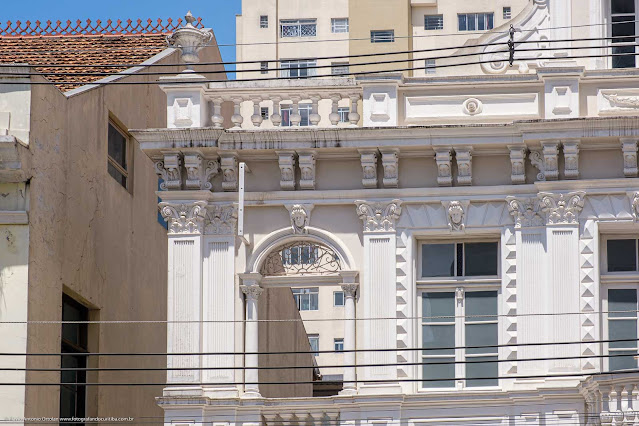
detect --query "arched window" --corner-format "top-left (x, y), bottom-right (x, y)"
top-left (260, 241), bottom-right (342, 276)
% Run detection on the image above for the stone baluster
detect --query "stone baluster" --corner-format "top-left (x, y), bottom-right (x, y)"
top-left (271, 96), bottom-right (283, 127)
top-left (630, 384), bottom-right (639, 413)
top-left (231, 97), bottom-right (244, 128)
top-left (329, 94), bottom-right (341, 126)
top-left (211, 97), bottom-right (224, 128)
top-left (250, 96), bottom-right (264, 128)
top-left (290, 95), bottom-right (302, 127)
top-left (240, 273), bottom-right (263, 398)
top-left (339, 272), bottom-right (359, 396)
top-left (348, 93), bottom-right (361, 126)
top-left (309, 95), bottom-right (321, 126)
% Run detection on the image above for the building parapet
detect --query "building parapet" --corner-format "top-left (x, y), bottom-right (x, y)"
top-left (580, 372), bottom-right (639, 425)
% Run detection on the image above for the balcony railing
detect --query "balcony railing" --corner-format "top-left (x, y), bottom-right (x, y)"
top-left (580, 372), bottom-right (639, 425)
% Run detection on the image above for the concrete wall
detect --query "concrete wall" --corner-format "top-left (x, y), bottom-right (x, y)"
top-left (23, 46), bottom-right (226, 421)
top-left (258, 287), bottom-right (314, 398)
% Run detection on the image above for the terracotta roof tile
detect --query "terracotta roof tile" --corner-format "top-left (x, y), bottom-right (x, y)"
top-left (0, 18), bottom-right (203, 92)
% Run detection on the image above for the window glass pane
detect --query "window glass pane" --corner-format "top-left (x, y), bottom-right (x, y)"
top-left (607, 239), bottom-right (637, 272)
top-left (334, 339), bottom-right (344, 351)
top-left (609, 288), bottom-right (637, 317)
top-left (612, 0), bottom-right (635, 14)
top-left (108, 123), bottom-right (126, 169)
top-left (423, 324), bottom-right (455, 355)
top-left (478, 13), bottom-right (486, 30)
top-left (609, 319), bottom-right (638, 348)
top-left (466, 356), bottom-right (498, 387)
top-left (464, 242), bottom-right (498, 276)
top-left (338, 107), bottom-right (350, 122)
top-left (468, 14), bottom-right (477, 31)
top-left (309, 336), bottom-right (319, 355)
top-left (486, 13), bottom-right (494, 29)
top-left (334, 291), bottom-right (345, 306)
top-left (422, 244), bottom-right (455, 277)
top-left (108, 163), bottom-right (126, 187)
top-left (425, 15), bottom-right (443, 30)
top-left (466, 323), bottom-right (498, 355)
top-left (423, 292), bottom-right (455, 322)
top-left (465, 291), bottom-right (498, 318)
top-left (309, 293), bottom-right (319, 310)
top-left (458, 14), bottom-right (467, 31)
top-left (423, 357), bottom-right (455, 388)
top-left (610, 350), bottom-right (638, 370)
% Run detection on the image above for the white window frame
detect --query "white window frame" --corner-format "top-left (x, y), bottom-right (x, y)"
top-left (425, 59), bottom-right (437, 75)
top-left (334, 338), bottom-right (344, 351)
top-left (292, 287), bottom-right (319, 311)
top-left (424, 15), bottom-right (444, 30)
top-left (371, 30), bottom-right (395, 43)
top-left (607, 0), bottom-right (639, 69)
top-left (331, 18), bottom-right (349, 33)
top-left (503, 7), bottom-right (512, 20)
top-left (334, 291), bottom-right (345, 307)
top-left (601, 235), bottom-right (639, 275)
top-left (418, 287), bottom-right (501, 391)
top-left (338, 107), bottom-right (350, 123)
top-left (602, 284), bottom-right (639, 372)
top-left (280, 103), bottom-right (312, 127)
top-left (280, 19), bottom-right (317, 38)
top-left (308, 334), bottom-right (320, 356)
top-left (458, 13), bottom-right (494, 31)
top-left (279, 59), bottom-right (317, 78)
top-left (418, 239), bottom-right (501, 280)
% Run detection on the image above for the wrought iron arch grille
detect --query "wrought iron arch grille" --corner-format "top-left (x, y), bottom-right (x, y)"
top-left (260, 241), bottom-right (342, 276)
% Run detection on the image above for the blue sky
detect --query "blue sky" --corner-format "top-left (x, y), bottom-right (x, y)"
top-left (3, 0), bottom-right (241, 75)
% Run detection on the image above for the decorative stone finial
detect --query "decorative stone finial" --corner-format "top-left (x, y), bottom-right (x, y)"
top-left (167, 11), bottom-right (213, 72)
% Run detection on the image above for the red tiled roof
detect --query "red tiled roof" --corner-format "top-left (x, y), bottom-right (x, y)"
top-left (0, 18), bottom-right (204, 92)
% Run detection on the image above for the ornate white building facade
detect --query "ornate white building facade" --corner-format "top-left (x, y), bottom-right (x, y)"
top-left (132, 2), bottom-right (639, 425)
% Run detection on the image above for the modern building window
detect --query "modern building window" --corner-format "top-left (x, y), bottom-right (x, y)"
top-left (280, 59), bottom-right (317, 78)
top-left (331, 18), bottom-right (349, 33)
top-left (338, 107), bottom-right (350, 123)
top-left (334, 338), bottom-right (344, 351)
top-left (421, 242), bottom-right (499, 278)
top-left (260, 61), bottom-right (268, 74)
top-left (260, 15), bottom-right (269, 28)
top-left (331, 62), bottom-right (350, 75)
top-left (292, 288), bottom-right (319, 311)
top-left (281, 103), bottom-right (312, 127)
top-left (607, 288), bottom-right (638, 371)
top-left (107, 121), bottom-right (128, 189)
top-left (605, 238), bottom-right (639, 272)
top-left (334, 291), bottom-right (345, 306)
top-left (458, 13), bottom-right (494, 31)
top-left (425, 59), bottom-right (437, 74)
top-left (424, 15), bottom-right (444, 30)
top-left (503, 7), bottom-right (512, 20)
top-left (60, 295), bottom-right (89, 422)
top-left (308, 335), bottom-right (320, 356)
top-left (421, 290), bottom-right (498, 388)
top-left (611, 0), bottom-right (637, 68)
top-left (260, 107), bottom-right (269, 120)
top-left (280, 19), bottom-right (317, 37)
top-left (371, 30), bottom-right (395, 43)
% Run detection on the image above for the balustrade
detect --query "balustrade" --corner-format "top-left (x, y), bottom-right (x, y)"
top-left (581, 374), bottom-right (639, 425)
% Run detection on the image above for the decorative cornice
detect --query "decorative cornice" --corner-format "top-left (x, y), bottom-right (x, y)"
top-left (538, 191), bottom-right (585, 225)
top-left (159, 201), bottom-right (207, 234)
top-left (506, 196), bottom-right (544, 228)
top-left (354, 199), bottom-right (402, 233)
top-left (285, 204), bottom-right (314, 234)
top-left (204, 204), bottom-right (237, 235)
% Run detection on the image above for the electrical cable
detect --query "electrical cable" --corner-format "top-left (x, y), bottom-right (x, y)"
top-left (1, 337), bottom-right (637, 357)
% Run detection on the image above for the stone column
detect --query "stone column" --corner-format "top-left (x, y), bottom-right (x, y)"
top-left (354, 199), bottom-right (402, 395)
top-left (339, 271), bottom-right (359, 396)
top-left (240, 273), bottom-right (263, 398)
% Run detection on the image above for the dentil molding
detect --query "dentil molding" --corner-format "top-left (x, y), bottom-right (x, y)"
top-left (354, 199), bottom-right (402, 232)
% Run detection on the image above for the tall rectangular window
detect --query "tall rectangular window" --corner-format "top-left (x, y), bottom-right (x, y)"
top-left (334, 291), bottom-right (345, 306)
top-left (503, 7), bottom-right (512, 20)
top-left (425, 59), bottom-right (437, 74)
top-left (421, 290), bottom-right (498, 388)
top-left (338, 107), bottom-right (350, 123)
top-left (425, 15), bottom-right (444, 30)
top-left (308, 335), bottom-right (320, 356)
top-left (260, 15), bottom-right (269, 28)
top-left (280, 59), bottom-right (317, 78)
top-left (371, 30), bottom-right (395, 43)
top-left (458, 13), bottom-right (494, 31)
top-left (60, 295), bottom-right (89, 422)
top-left (292, 288), bottom-right (319, 310)
top-left (280, 19), bottom-right (317, 37)
top-left (107, 121), bottom-right (128, 189)
top-left (331, 18), bottom-right (349, 33)
top-left (607, 288), bottom-right (638, 370)
top-left (611, 0), bottom-right (637, 68)
top-left (606, 238), bottom-right (638, 272)
top-left (260, 61), bottom-right (269, 74)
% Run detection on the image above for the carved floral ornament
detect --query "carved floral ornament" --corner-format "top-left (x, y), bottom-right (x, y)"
top-left (155, 152), bottom-right (219, 191)
top-left (259, 241), bottom-right (342, 277)
top-left (506, 192), bottom-right (585, 227)
top-left (355, 199), bottom-right (402, 232)
top-left (506, 196), bottom-right (544, 228)
top-left (159, 201), bottom-right (237, 235)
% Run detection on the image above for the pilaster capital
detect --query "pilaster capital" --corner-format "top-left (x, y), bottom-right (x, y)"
top-left (538, 191), bottom-right (585, 225)
top-left (354, 199), bottom-right (402, 233)
top-left (240, 284), bottom-right (264, 300)
top-left (506, 196), bottom-right (544, 228)
top-left (159, 201), bottom-right (208, 235)
top-left (204, 204), bottom-right (237, 235)
top-left (341, 283), bottom-right (359, 298)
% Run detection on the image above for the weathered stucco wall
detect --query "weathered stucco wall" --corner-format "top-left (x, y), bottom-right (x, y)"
top-left (258, 287), bottom-right (314, 398)
top-left (24, 45), bottom-right (227, 421)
